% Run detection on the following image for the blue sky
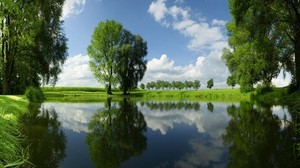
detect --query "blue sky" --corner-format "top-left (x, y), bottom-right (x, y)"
top-left (56, 0), bottom-right (289, 87)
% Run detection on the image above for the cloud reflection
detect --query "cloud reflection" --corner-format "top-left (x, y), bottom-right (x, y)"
top-left (42, 103), bottom-right (104, 133)
top-left (140, 102), bottom-right (231, 138)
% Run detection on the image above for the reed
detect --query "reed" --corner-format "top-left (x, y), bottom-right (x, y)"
top-left (0, 96), bottom-right (29, 167)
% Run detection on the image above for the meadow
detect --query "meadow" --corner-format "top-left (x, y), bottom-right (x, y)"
top-left (42, 87), bottom-right (251, 102)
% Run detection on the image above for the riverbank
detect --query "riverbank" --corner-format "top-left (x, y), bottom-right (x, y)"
top-left (42, 87), bottom-right (250, 102)
top-left (0, 96), bottom-right (29, 167)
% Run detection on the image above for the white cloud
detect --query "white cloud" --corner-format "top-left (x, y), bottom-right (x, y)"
top-left (148, 0), bottom-right (168, 23)
top-left (62, 0), bottom-right (86, 20)
top-left (212, 19), bottom-right (227, 27)
top-left (148, 0), bottom-right (228, 52)
top-left (146, 0), bottom-right (231, 87)
top-left (56, 54), bottom-right (100, 87)
top-left (142, 53), bottom-right (229, 88)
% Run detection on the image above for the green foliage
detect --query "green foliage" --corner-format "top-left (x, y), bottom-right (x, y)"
top-left (227, 75), bottom-right (237, 88)
top-left (0, 0), bottom-right (67, 94)
top-left (226, 0), bottom-right (300, 91)
top-left (140, 83), bottom-right (145, 90)
top-left (145, 80), bottom-right (201, 90)
top-left (255, 84), bottom-right (274, 95)
top-left (87, 20), bottom-right (147, 95)
top-left (117, 32), bottom-right (147, 94)
top-left (25, 87), bottom-right (44, 103)
top-left (207, 79), bottom-right (214, 89)
top-left (87, 20), bottom-right (123, 94)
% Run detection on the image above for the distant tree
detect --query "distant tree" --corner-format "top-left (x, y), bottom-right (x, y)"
top-left (87, 20), bottom-right (123, 94)
top-left (177, 81), bottom-right (185, 90)
top-left (227, 75), bottom-right (237, 89)
top-left (140, 83), bottom-right (145, 90)
top-left (193, 80), bottom-right (201, 90)
top-left (207, 79), bottom-right (214, 89)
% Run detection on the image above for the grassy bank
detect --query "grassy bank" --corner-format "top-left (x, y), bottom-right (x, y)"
top-left (43, 87), bottom-right (250, 102)
top-left (0, 96), bottom-right (28, 167)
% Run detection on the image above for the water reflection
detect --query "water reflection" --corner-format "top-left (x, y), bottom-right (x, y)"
top-left (20, 103), bottom-right (66, 168)
top-left (143, 101), bottom-right (201, 111)
top-left (223, 102), bottom-right (300, 168)
top-left (207, 102), bottom-right (214, 112)
top-left (86, 98), bottom-right (147, 168)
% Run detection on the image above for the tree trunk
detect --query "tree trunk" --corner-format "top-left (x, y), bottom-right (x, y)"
top-left (295, 36), bottom-right (300, 91)
top-left (107, 66), bottom-right (113, 95)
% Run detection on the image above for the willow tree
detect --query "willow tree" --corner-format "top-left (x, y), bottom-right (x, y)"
top-left (117, 30), bottom-right (147, 95)
top-left (227, 0), bottom-right (300, 91)
top-left (0, 0), bottom-right (67, 94)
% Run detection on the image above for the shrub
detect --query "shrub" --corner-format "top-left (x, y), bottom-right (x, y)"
top-left (25, 87), bottom-right (44, 103)
top-left (256, 84), bottom-right (274, 94)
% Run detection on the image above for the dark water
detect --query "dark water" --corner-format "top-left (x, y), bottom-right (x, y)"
top-left (20, 99), bottom-right (300, 168)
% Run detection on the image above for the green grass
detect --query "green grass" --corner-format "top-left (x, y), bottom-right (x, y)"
top-left (43, 87), bottom-right (251, 102)
top-left (0, 96), bottom-right (29, 167)
top-left (140, 89), bottom-right (250, 102)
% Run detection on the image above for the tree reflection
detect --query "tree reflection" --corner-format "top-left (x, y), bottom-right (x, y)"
top-left (86, 98), bottom-right (147, 168)
top-left (223, 102), bottom-right (300, 168)
top-left (207, 102), bottom-right (214, 112)
top-left (145, 101), bottom-right (200, 111)
top-left (20, 103), bottom-right (66, 168)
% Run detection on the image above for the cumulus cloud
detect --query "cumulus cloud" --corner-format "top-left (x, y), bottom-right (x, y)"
top-left (148, 0), bottom-right (168, 23)
top-left (62, 0), bottom-right (86, 20)
top-left (146, 0), bottom-right (232, 87)
top-left (56, 54), bottom-right (100, 87)
top-left (148, 0), bottom-right (227, 51)
top-left (142, 53), bottom-right (229, 88)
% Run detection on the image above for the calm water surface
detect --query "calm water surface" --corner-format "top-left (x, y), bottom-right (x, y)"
top-left (20, 99), bottom-right (298, 168)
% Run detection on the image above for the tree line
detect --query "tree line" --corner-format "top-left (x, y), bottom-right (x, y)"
top-left (141, 79), bottom-right (215, 90)
top-left (223, 0), bottom-right (300, 92)
top-left (0, 0), bottom-right (67, 95)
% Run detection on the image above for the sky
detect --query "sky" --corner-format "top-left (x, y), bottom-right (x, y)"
top-left (56, 0), bottom-right (290, 88)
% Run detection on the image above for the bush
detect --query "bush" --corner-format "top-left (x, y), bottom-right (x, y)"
top-left (256, 84), bottom-right (274, 94)
top-left (25, 87), bottom-right (44, 103)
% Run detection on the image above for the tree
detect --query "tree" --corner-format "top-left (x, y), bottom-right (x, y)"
top-left (87, 20), bottom-right (123, 94)
top-left (227, 75), bottom-right (237, 89)
top-left (140, 83), bottom-right (145, 90)
top-left (117, 31), bottom-right (147, 95)
top-left (88, 20), bottom-right (147, 95)
top-left (207, 79), bottom-right (214, 89)
top-left (193, 80), bottom-right (201, 90)
top-left (0, 0), bottom-right (67, 94)
top-left (222, 20), bottom-right (280, 92)
top-left (228, 0), bottom-right (300, 91)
